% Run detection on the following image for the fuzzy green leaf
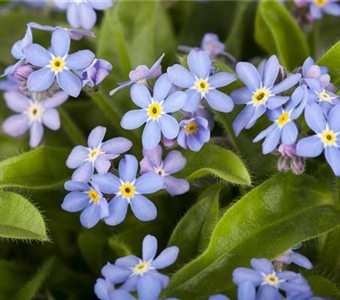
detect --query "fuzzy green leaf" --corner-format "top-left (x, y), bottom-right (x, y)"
top-left (317, 40), bottom-right (340, 85)
top-left (307, 275), bottom-right (340, 299)
top-left (0, 191), bottom-right (48, 241)
top-left (163, 173), bottom-right (340, 299)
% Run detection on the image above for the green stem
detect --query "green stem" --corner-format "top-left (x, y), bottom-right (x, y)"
top-left (58, 107), bottom-right (86, 145)
top-left (216, 112), bottom-right (241, 154)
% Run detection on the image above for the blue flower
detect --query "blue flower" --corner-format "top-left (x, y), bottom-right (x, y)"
top-left (286, 274), bottom-right (322, 300)
top-left (233, 258), bottom-right (311, 300)
top-left (296, 103), bottom-right (340, 176)
top-left (140, 145), bottom-right (190, 196)
top-left (66, 126), bottom-right (132, 183)
top-left (92, 155), bottom-right (164, 225)
top-left (274, 244), bottom-right (313, 270)
top-left (82, 59), bottom-right (113, 87)
top-left (2, 91), bottom-right (68, 148)
top-left (308, 0), bottom-right (340, 20)
top-left (54, 0), bottom-right (113, 30)
top-left (253, 86), bottom-right (306, 154)
top-left (121, 74), bottom-right (187, 150)
top-left (94, 279), bottom-right (136, 300)
top-left (209, 295), bottom-right (231, 300)
top-left (167, 50), bottom-right (236, 113)
top-left (28, 22), bottom-right (96, 40)
top-left (62, 180), bottom-right (109, 228)
top-left (178, 116), bottom-right (210, 151)
top-left (23, 29), bottom-right (95, 97)
top-left (231, 55), bottom-right (301, 136)
top-left (110, 54), bottom-right (165, 96)
top-left (99, 235), bottom-right (179, 300)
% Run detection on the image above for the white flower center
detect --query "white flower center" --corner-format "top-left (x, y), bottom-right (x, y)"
top-left (154, 166), bottom-right (166, 177)
top-left (263, 274), bottom-right (281, 287)
top-left (27, 102), bottom-right (43, 123)
top-left (87, 147), bottom-right (102, 163)
top-left (132, 261), bottom-right (153, 276)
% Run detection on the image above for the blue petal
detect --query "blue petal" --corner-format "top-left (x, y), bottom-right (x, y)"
top-left (251, 258), bottom-right (273, 274)
top-left (305, 78), bottom-right (322, 93)
top-left (66, 50), bottom-right (95, 70)
top-left (291, 253), bottom-right (313, 270)
top-left (281, 122), bottom-right (298, 145)
top-left (296, 136), bottom-right (324, 158)
top-left (90, 1), bottom-right (113, 10)
top-left (102, 263), bottom-right (131, 284)
top-left (79, 3), bottom-right (97, 30)
top-left (130, 84), bottom-right (152, 108)
top-left (67, 3), bottom-right (81, 28)
top-left (327, 104), bottom-right (340, 133)
top-left (162, 91), bottom-right (187, 113)
top-left (208, 72), bottom-right (236, 88)
top-left (92, 173), bottom-right (121, 194)
top-left (153, 73), bottom-right (172, 101)
top-left (237, 281), bottom-right (256, 300)
top-left (101, 137), bottom-right (132, 154)
top-left (236, 62), bottom-right (261, 92)
top-left (105, 195), bottom-right (129, 226)
top-left (3, 91), bottom-right (29, 112)
top-left (51, 29), bottom-right (70, 57)
top-left (167, 64), bottom-right (195, 88)
top-left (135, 173), bottom-right (164, 194)
top-left (57, 70), bottom-right (82, 97)
top-left (325, 146), bottom-right (340, 176)
top-left (302, 57), bottom-right (315, 76)
top-left (266, 96), bottom-right (289, 110)
top-left (256, 285), bottom-right (280, 300)
top-left (88, 126), bottom-right (106, 148)
top-left (142, 235), bottom-right (158, 262)
top-left (209, 295), bottom-right (230, 300)
top-left (66, 146), bottom-right (89, 169)
top-left (130, 194), bottom-right (157, 222)
top-left (182, 89), bottom-right (201, 112)
top-left (263, 55), bottom-right (280, 88)
top-left (71, 161), bottom-right (94, 182)
top-left (253, 123), bottom-right (276, 143)
top-left (246, 105), bottom-right (266, 129)
top-left (271, 74), bottom-right (301, 94)
top-left (23, 44), bottom-right (51, 67)
top-left (163, 150), bottom-right (186, 174)
top-left (262, 126), bottom-right (281, 154)
top-left (61, 192), bottom-right (89, 212)
top-left (119, 155), bottom-right (138, 183)
top-left (80, 202), bottom-right (101, 228)
top-left (164, 176), bottom-right (190, 196)
top-left (94, 278), bottom-right (110, 300)
top-left (231, 87), bottom-right (253, 105)
top-left (29, 122), bottom-right (44, 148)
top-left (305, 103), bottom-right (326, 133)
top-left (64, 180), bottom-right (89, 192)
top-left (187, 50), bottom-right (211, 79)
top-left (2, 114), bottom-right (29, 137)
top-left (152, 246), bottom-right (179, 269)
top-left (120, 276), bottom-right (138, 292)
top-left (137, 274), bottom-right (162, 300)
top-left (142, 121), bottom-right (161, 150)
top-left (159, 114), bottom-right (179, 140)
top-left (110, 290), bottom-right (136, 300)
top-left (27, 68), bottom-right (55, 92)
top-left (121, 109), bottom-right (148, 130)
top-left (232, 105), bottom-right (255, 136)
top-left (187, 134), bottom-right (204, 152)
top-left (205, 89), bottom-right (234, 113)
top-left (324, 3), bottom-right (340, 16)
top-left (115, 255), bottom-right (140, 268)
top-left (232, 268), bottom-right (262, 286)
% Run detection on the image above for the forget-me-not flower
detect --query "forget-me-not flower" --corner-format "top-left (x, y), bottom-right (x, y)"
top-left (121, 74), bottom-right (187, 150)
top-left (253, 86), bottom-right (306, 154)
top-left (110, 54), bottom-right (164, 96)
top-left (274, 244), bottom-right (313, 270)
top-left (24, 28), bottom-right (95, 97)
top-left (233, 258), bottom-right (311, 300)
top-left (177, 116), bottom-right (210, 151)
top-left (92, 155), bottom-right (164, 225)
top-left (95, 278), bottom-right (136, 300)
top-left (297, 103), bottom-right (340, 176)
top-left (54, 0), bottom-right (113, 30)
top-left (167, 50), bottom-right (236, 113)
top-left (66, 126), bottom-right (132, 183)
top-left (62, 180), bottom-right (109, 228)
top-left (140, 145), bottom-right (190, 196)
top-left (308, 0), bottom-right (340, 20)
top-left (231, 55), bottom-right (301, 136)
top-left (100, 235), bottom-right (179, 299)
top-left (2, 91), bottom-right (68, 148)
top-left (82, 59), bottom-right (113, 88)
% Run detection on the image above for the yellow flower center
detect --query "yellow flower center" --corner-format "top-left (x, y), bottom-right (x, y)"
top-left (264, 274), bottom-right (280, 286)
top-left (51, 58), bottom-right (65, 72)
top-left (195, 79), bottom-right (210, 93)
top-left (322, 131), bottom-right (336, 145)
top-left (277, 112), bottom-right (290, 126)
top-left (185, 122), bottom-right (198, 134)
top-left (252, 89), bottom-right (270, 106)
top-left (88, 148), bottom-right (100, 162)
top-left (314, 0), bottom-right (327, 7)
top-left (149, 103), bottom-right (162, 119)
top-left (88, 189), bottom-right (100, 202)
top-left (120, 183), bottom-right (135, 198)
top-left (133, 262), bottom-right (151, 275)
top-left (319, 92), bottom-right (332, 102)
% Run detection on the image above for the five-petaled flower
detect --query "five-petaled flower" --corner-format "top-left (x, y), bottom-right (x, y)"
top-left (297, 103), bottom-right (340, 176)
top-left (92, 155), bottom-right (164, 225)
top-left (308, 0), bottom-right (340, 20)
top-left (2, 91), bottom-right (68, 148)
top-left (66, 126), bottom-right (132, 183)
top-left (24, 28), bottom-right (95, 97)
top-left (62, 180), bottom-right (109, 228)
top-left (121, 74), bottom-right (187, 150)
top-left (231, 55), bottom-right (301, 136)
top-left (167, 50), bottom-right (236, 113)
top-left (140, 145), bottom-right (190, 196)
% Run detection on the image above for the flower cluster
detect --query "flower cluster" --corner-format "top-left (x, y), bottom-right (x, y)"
top-left (1, 23), bottom-right (111, 148)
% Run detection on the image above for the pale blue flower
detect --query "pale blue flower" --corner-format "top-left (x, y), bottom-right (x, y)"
top-left (308, 0), bottom-right (340, 20)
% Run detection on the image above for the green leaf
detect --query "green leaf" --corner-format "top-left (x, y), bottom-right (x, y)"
top-left (163, 173), bottom-right (340, 299)
top-left (307, 275), bottom-right (340, 299)
top-left (317, 40), bottom-right (340, 85)
top-left (255, 0), bottom-right (309, 70)
top-left (0, 146), bottom-right (71, 190)
top-left (178, 143), bottom-right (251, 186)
top-left (14, 258), bottom-right (54, 300)
top-left (0, 191), bottom-right (48, 241)
top-left (168, 185), bottom-right (220, 271)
